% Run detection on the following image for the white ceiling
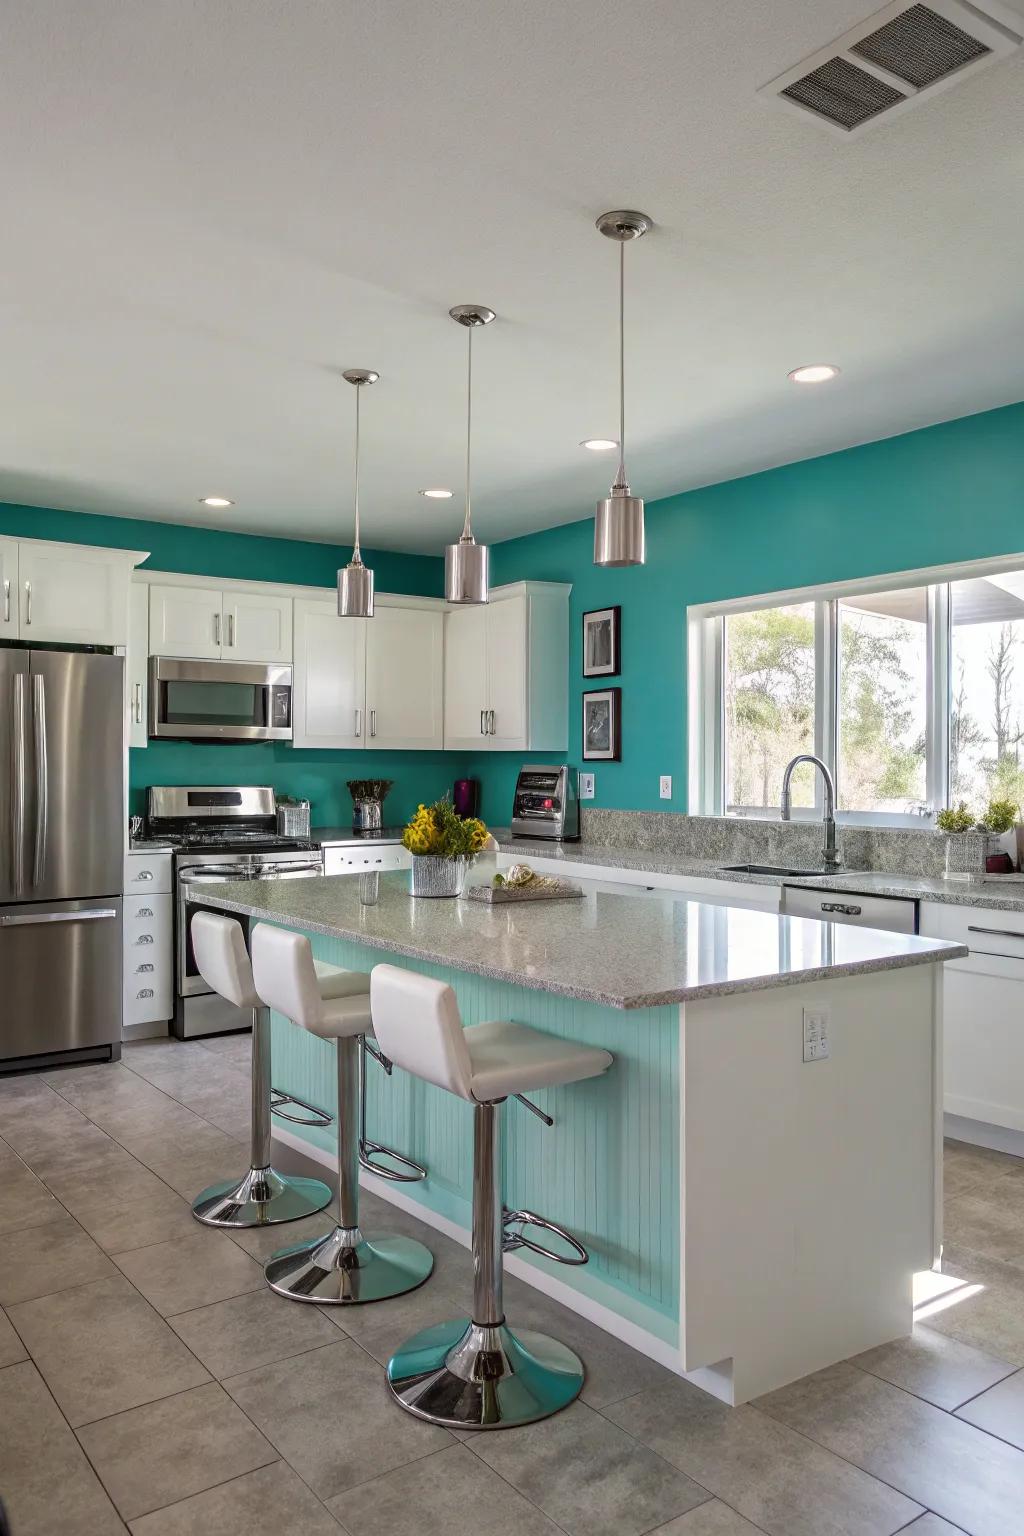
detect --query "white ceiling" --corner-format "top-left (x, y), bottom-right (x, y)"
top-left (2, 0), bottom-right (1024, 555)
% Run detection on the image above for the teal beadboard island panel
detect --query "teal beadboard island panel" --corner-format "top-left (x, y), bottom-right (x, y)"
top-left (269, 927), bottom-right (680, 1342)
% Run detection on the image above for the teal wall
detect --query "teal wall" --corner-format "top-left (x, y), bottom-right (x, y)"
top-left (464, 400), bottom-right (1024, 821)
top-left (0, 502), bottom-right (457, 825)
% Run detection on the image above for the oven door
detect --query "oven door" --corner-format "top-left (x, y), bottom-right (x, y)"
top-left (149, 658), bottom-right (292, 741)
top-left (177, 861), bottom-right (323, 996)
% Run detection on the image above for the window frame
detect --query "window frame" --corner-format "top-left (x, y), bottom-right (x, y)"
top-left (688, 551), bottom-right (1024, 827)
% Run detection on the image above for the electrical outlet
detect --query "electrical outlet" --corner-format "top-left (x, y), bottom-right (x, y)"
top-left (579, 772), bottom-right (595, 800)
top-left (660, 775), bottom-right (672, 800)
top-left (802, 1006), bottom-right (831, 1062)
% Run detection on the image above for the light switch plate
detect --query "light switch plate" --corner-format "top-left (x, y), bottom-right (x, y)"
top-left (803, 1006), bottom-right (830, 1062)
top-left (579, 772), bottom-right (595, 800)
top-left (660, 775), bottom-right (672, 799)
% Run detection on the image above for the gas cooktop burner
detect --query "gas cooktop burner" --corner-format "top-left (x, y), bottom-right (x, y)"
top-left (148, 825), bottom-right (315, 854)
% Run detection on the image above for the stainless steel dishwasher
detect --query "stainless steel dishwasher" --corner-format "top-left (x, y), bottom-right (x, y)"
top-left (782, 884), bottom-right (918, 934)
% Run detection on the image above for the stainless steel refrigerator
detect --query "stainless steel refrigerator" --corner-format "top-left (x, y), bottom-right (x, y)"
top-left (1, 649), bottom-right (124, 1069)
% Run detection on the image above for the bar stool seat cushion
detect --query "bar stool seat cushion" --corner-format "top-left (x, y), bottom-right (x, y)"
top-left (191, 911), bottom-right (259, 1011)
top-left (464, 1020), bottom-right (611, 1101)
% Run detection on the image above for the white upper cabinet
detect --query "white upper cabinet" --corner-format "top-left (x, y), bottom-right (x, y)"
top-left (292, 598), bottom-right (366, 749)
top-left (149, 583), bottom-right (292, 663)
top-left (0, 538), bottom-right (18, 639)
top-left (222, 589), bottom-right (293, 663)
top-left (365, 605), bottom-right (444, 750)
top-left (443, 583), bottom-right (569, 752)
top-left (127, 583), bottom-right (149, 749)
top-left (18, 541), bottom-right (137, 646)
top-left (149, 583), bottom-right (223, 658)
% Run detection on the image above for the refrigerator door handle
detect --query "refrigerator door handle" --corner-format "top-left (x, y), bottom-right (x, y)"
top-left (11, 672), bottom-right (27, 897)
top-left (0, 907), bottom-right (119, 927)
top-left (32, 673), bottom-right (48, 887)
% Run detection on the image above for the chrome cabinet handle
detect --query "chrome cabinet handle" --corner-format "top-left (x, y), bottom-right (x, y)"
top-left (2, 578), bottom-right (9, 623)
top-left (214, 612), bottom-right (221, 646)
top-left (488, 708), bottom-right (495, 735)
top-left (136, 988), bottom-right (155, 999)
top-left (136, 933), bottom-right (154, 945)
top-left (134, 870), bottom-right (154, 881)
top-left (820, 902), bottom-right (862, 916)
top-left (355, 707), bottom-right (362, 738)
top-left (0, 908), bottom-right (117, 927)
top-left (480, 709), bottom-right (486, 736)
top-left (133, 682), bottom-right (143, 723)
top-left (227, 613), bottom-right (235, 647)
top-left (967, 925), bottom-right (1024, 940)
top-left (11, 673), bottom-right (27, 897)
top-left (136, 962), bottom-right (155, 973)
top-left (24, 580), bottom-right (32, 625)
top-left (32, 674), bottom-right (47, 887)
top-left (370, 708), bottom-right (376, 738)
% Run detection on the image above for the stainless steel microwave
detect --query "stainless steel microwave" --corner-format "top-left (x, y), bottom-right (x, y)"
top-left (148, 657), bottom-right (293, 741)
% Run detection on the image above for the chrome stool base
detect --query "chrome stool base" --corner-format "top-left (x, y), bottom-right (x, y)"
top-left (192, 1166), bottom-right (332, 1229)
top-left (264, 1223), bottom-right (433, 1304)
top-left (387, 1317), bottom-right (584, 1429)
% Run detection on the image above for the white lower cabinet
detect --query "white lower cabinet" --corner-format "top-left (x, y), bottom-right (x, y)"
top-left (920, 900), bottom-right (1024, 1136)
top-left (323, 845), bottom-right (411, 875)
top-left (123, 853), bottom-right (173, 1031)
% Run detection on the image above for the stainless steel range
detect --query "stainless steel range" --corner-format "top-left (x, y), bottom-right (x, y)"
top-left (143, 786), bottom-right (323, 1039)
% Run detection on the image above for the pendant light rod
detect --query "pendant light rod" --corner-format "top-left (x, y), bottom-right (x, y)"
top-left (338, 368), bottom-right (378, 618)
top-left (617, 238), bottom-right (626, 491)
top-left (463, 322), bottom-right (473, 540)
top-left (445, 304), bottom-right (495, 605)
top-left (342, 367), bottom-right (378, 565)
top-left (593, 210), bottom-right (651, 569)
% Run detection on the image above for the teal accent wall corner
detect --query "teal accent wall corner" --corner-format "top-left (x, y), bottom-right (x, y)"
top-left (466, 400), bottom-right (1024, 822)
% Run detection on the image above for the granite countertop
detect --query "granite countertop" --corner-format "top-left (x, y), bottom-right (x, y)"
top-left (194, 871), bottom-right (966, 1010)
top-left (491, 833), bottom-right (1024, 913)
top-left (313, 826), bottom-right (406, 846)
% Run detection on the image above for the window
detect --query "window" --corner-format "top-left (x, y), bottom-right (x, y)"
top-left (690, 554), bottom-right (1024, 827)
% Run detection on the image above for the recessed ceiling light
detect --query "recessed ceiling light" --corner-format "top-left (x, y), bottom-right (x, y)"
top-left (419, 488), bottom-right (453, 499)
top-left (787, 364), bottom-right (840, 385)
top-left (580, 438), bottom-right (619, 451)
top-left (199, 495), bottom-right (234, 507)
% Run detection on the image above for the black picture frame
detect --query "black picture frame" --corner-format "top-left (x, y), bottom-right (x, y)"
top-left (582, 686), bottom-right (621, 761)
top-left (582, 605), bottom-right (621, 678)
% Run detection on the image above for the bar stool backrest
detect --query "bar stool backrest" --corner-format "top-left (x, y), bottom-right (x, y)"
top-left (191, 911), bottom-right (258, 1010)
top-left (251, 923), bottom-right (324, 1030)
top-left (371, 964), bottom-right (474, 1101)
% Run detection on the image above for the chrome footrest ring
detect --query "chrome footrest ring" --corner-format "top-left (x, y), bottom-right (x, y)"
top-left (359, 1139), bottom-right (428, 1183)
top-left (270, 1088), bottom-right (333, 1128)
top-left (502, 1207), bottom-right (589, 1266)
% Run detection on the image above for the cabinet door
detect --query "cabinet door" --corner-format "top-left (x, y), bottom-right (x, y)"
top-left (292, 598), bottom-right (366, 748)
top-left (366, 606), bottom-right (444, 750)
top-left (127, 584), bottom-right (149, 748)
top-left (486, 595), bottom-right (528, 748)
top-left (223, 590), bottom-right (293, 663)
top-left (0, 538), bottom-right (17, 639)
top-left (19, 543), bottom-right (129, 646)
top-left (443, 605), bottom-right (489, 749)
top-left (149, 584), bottom-right (223, 658)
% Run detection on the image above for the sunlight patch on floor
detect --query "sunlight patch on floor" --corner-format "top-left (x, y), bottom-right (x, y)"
top-left (913, 1266), bottom-right (984, 1320)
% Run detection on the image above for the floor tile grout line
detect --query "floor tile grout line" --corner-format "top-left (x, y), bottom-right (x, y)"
top-left (946, 1362), bottom-right (1024, 1415)
top-left (110, 1458), bottom-right (289, 1530)
top-left (845, 1353), bottom-right (1022, 1417)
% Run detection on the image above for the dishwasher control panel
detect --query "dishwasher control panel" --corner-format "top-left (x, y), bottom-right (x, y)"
top-left (781, 884), bottom-right (918, 934)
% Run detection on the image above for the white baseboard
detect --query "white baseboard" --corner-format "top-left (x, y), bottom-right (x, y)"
top-left (945, 1112), bottom-right (1024, 1159)
top-left (122, 1020), bottom-right (170, 1042)
top-left (271, 1122), bottom-right (686, 1379)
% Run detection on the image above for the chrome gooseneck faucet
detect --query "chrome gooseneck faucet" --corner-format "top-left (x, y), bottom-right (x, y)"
top-left (781, 754), bottom-right (841, 870)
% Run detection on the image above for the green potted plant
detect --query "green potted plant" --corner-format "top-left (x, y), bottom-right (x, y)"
top-left (402, 798), bottom-right (490, 897)
top-left (936, 799), bottom-right (1020, 879)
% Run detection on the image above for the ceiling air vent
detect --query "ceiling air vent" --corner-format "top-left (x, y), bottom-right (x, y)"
top-left (760, 0), bottom-right (1022, 136)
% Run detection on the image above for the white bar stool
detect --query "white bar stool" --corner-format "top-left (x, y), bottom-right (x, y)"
top-left (370, 963), bottom-right (613, 1430)
top-left (251, 923), bottom-right (434, 1305)
top-left (189, 911), bottom-right (333, 1227)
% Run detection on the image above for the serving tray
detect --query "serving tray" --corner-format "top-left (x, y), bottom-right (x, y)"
top-left (463, 880), bottom-right (584, 904)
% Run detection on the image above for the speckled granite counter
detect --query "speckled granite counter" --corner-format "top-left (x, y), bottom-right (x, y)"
top-left (195, 870), bottom-right (964, 1009)
top-left (491, 832), bottom-right (1024, 913)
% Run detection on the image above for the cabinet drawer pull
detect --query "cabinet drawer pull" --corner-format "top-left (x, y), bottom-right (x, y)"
top-left (134, 870), bottom-right (154, 882)
top-left (136, 988), bottom-right (155, 999)
top-left (821, 902), bottom-right (862, 917)
top-left (135, 906), bottom-right (154, 918)
top-left (136, 962), bottom-right (155, 973)
top-left (967, 925), bottom-right (1024, 941)
top-left (135, 933), bottom-right (154, 945)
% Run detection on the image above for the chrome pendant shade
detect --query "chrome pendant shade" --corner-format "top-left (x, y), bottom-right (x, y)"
top-left (445, 304), bottom-right (495, 604)
top-left (593, 210), bottom-right (651, 568)
top-left (337, 368), bottom-right (379, 618)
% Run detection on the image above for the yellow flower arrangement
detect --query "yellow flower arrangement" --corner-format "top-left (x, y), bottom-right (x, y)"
top-left (402, 798), bottom-right (488, 858)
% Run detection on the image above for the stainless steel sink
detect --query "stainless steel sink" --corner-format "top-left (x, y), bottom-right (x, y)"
top-left (719, 863), bottom-right (829, 877)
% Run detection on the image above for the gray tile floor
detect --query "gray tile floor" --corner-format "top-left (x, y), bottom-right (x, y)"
top-left (2, 1043), bottom-right (1024, 1536)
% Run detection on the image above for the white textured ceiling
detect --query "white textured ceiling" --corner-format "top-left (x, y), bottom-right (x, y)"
top-left (2, 0), bottom-right (1024, 554)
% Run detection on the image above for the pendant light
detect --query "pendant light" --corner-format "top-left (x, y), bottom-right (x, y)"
top-left (337, 368), bottom-right (378, 618)
top-left (445, 304), bottom-right (495, 604)
top-left (593, 209), bottom-right (651, 567)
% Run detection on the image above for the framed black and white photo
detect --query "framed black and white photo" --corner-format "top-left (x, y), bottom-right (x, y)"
top-left (582, 687), bottom-right (621, 761)
top-left (582, 605), bottom-right (621, 677)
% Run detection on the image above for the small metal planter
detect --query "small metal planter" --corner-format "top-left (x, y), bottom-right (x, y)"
top-left (943, 831), bottom-right (1000, 882)
top-left (409, 854), bottom-right (472, 898)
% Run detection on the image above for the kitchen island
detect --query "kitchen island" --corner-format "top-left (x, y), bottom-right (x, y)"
top-left (194, 871), bottom-right (966, 1404)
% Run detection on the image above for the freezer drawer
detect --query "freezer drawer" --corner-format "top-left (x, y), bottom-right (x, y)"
top-left (0, 898), bottom-right (122, 1063)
